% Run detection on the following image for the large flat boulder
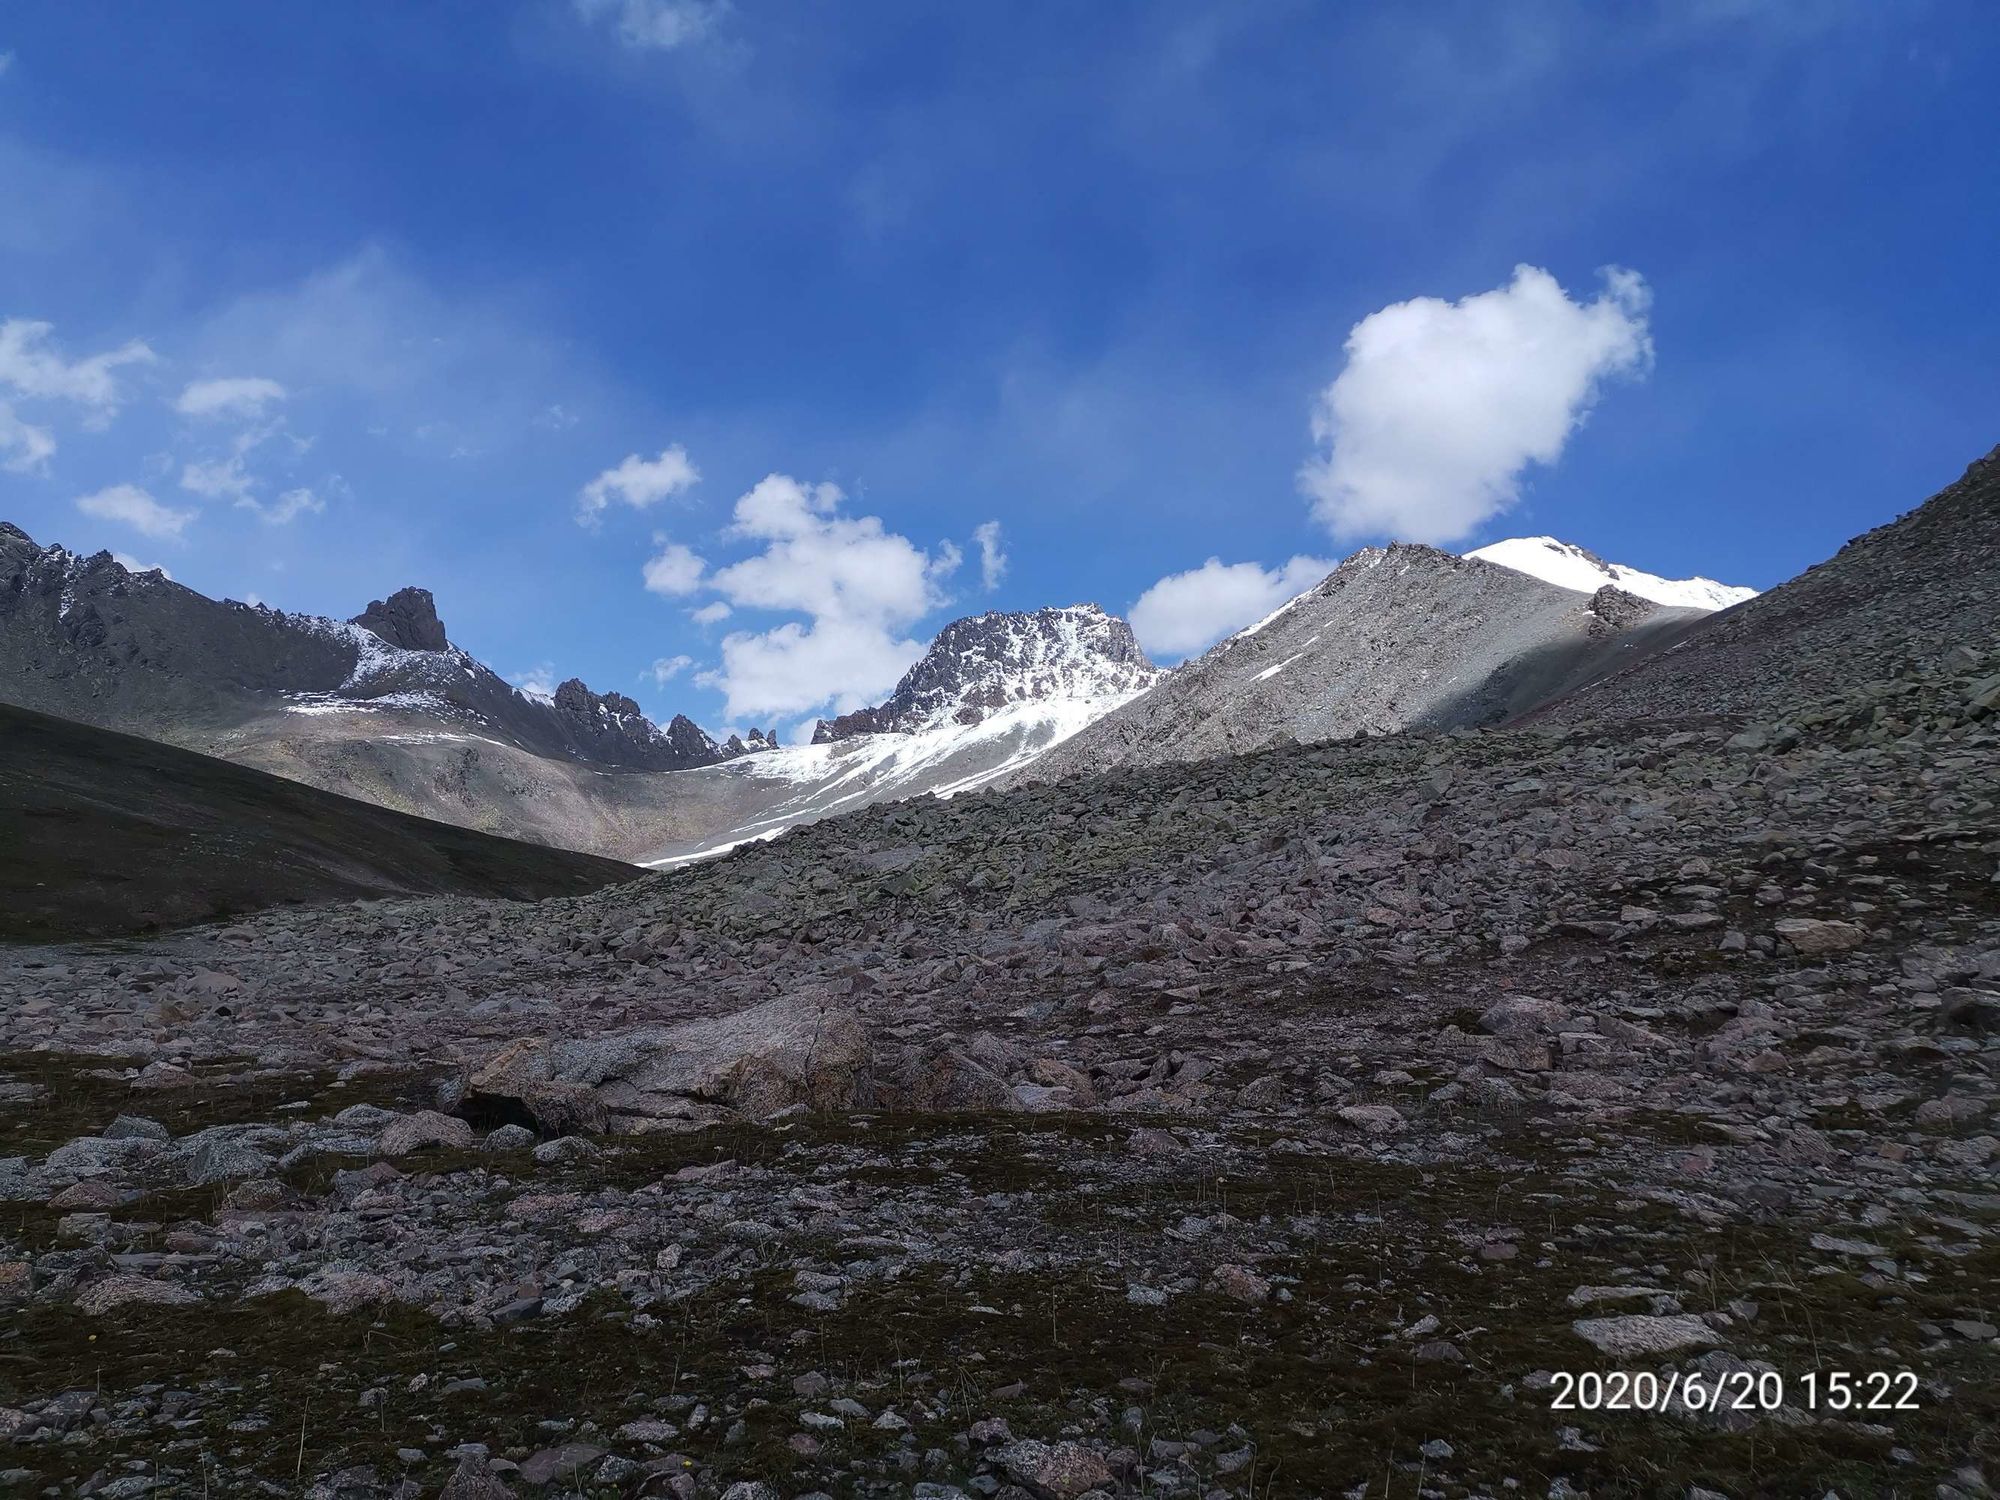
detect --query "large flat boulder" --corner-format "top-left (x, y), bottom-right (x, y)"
top-left (467, 999), bottom-right (873, 1134)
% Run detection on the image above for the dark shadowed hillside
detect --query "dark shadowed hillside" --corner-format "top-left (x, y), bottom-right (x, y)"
top-left (0, 703), bottom-right (637, 942)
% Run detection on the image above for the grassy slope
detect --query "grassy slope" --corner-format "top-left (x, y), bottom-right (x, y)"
top-left (0, 702), bottom-right (638, 942)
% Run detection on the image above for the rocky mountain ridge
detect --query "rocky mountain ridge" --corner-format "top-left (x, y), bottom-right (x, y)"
top-left (0, 523), bottom-right (746, 775)
top-left (1, 516), bottom-right (1757, 863)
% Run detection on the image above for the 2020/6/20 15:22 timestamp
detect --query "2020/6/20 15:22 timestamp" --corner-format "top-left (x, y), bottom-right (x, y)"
top-left (1549, 1368), bottom-right (1921, 1414)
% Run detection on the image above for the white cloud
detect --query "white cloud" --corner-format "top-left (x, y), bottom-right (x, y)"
top-left (175, 376), bottom-right (286, 420)
top-left (577, 444), bottom-right (699, 524)
top-left (690, 600), bottom-right (732, 625)
top-left (111, 552), bottom-right (170, 579)
top-left (642, 538), bottom-right (706, 595)
top-left (1298, 265), bottom-right (1652, 545)
top-left (973, 519), bottom-right (1007, 590)
top-left (573, 0), bottom-right (725, 51)
top-left (701, 617), bottom-right (927, 722)
top-left (1129, 554), bottom-right (1333, 660)
top-left (711, 474), bottom-right (953, 624)
top-left (0, 400), bottom-right (54, 472)
top-left (692, 474), bottom-right (958, 720)
top-left (646, 654), bottom-right (694, 686)
top-left (75, 484), bottom-right (194, 540)
top-left (0, 52), bottom-right (13, 77)
top-left (241, 487), bottom-right (324, 526)
top-left (0, 318), bottom-right (155, 414)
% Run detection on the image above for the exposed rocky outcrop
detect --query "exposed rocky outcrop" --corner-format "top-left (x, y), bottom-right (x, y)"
top-left (624, 607), bottom-right (1160, 864)
top-left (350, 586), bottom-right (448, 653)
top-left (0, 527), bottom-right (733, 772)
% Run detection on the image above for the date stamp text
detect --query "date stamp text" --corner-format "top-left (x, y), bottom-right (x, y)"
top-left (1549, 1369), bottom-right (1919, 1414)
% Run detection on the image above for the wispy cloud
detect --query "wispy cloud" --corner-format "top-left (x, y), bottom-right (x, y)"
top-left (973, 519), bottom-right (1007, 590)
top-left (242, 487), bottom-right (325, 526)
top-left (646, 653), bottom-right (694, 685)
top-left (572, 0), bottom-right (726, 53)
top-left (0, 317), bottom-right (154, 416)
top-left (641, 536), bottom-right (705, 595)
top-left (0, 400), bottom-right (54, 473)
top-left (175, 376), bottom-right (287, 420)
top-left (75, 483), bottom-right (194, 540)
top-left (577, 444), bottom-right (699, 525)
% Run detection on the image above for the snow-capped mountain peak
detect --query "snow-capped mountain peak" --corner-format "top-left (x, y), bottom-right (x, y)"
top-left (1465, 536), bottom-right (1757, 612)
top-left (643, 604), bottom-right (1164, 866)
top-left (814, 603), bottom-right (1162, 741)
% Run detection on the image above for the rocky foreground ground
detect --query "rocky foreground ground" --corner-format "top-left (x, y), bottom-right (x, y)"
top-left (4, 625), bottom-right (1999, 1495)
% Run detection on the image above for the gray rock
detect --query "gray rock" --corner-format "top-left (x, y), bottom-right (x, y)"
top-left (516, 1444), bottom-right (605, 1487)
top-left (1774, 918), bottom-right (1867, 955)
top-left (1335, 1104), bottom-right (1405, 1134)
top-left (992, 1439), bottom-right (1115, 1500)
top-left (75, 1275), bottom-right (201, 1315)
top-left (103, 1114), bottom-right (169, 1142)
top-left (1572, 1314), bottom-right (1725, 1359)
top-left (482, 1123), bottom-right (537, 1151)
top-left (468, 998), bottom-right (873, 1132)
top-left (378, 1110), bottom-right (474, 1156)
top-left (184, 1134), bottom-right (276, 1186)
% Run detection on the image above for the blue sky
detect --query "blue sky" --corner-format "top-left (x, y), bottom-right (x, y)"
top-left (2, 1), bottom-right (1995, 737)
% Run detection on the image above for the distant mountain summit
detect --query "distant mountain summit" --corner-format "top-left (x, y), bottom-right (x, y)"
top-left (1466, 536), bottom-right (1757, 612)
top-left (814, 604), bottom-right (1160, 741)
top-left (1027, 542), bottom-right (1718, 780)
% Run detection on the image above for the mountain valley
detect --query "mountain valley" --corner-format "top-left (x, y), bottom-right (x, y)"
top-left (1, 447), bottom-right (1995, 1497)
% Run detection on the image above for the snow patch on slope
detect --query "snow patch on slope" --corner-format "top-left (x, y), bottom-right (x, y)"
top-left (1467, 537), bottom-right (1755, 611)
